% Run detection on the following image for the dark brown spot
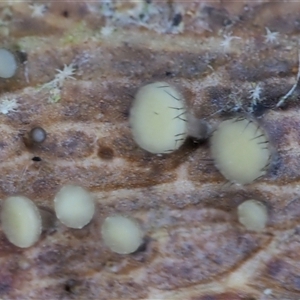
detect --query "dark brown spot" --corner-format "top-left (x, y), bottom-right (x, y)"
top-left (62, 10), bottom-right (69, 18)
top-left (172, 13), bottom-right (182, 26)
top-left (32, 156), bottom-right (42, 162)
top-left (98, 145), bottom-right (114, 160)
top-left (64, 279), bottom-right (77, 293)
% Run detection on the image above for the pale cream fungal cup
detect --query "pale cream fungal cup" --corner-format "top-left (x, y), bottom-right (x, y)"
top-left (129, 82), bottom-right (188, 154)
top-left (237, 199), bottom-right (268, 232)
top-left (1, 196), bottom-right (42, 248)
top-left (101, 215), bottom-right (143, 254)
top-left (54, 185), bottom-right (95, 229)
top-left (210, 117), bottom-right (271, 184)
top-left (0, 48), bottom-right (17, 79)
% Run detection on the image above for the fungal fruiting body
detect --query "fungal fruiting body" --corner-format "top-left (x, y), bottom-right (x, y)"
top-left (29, 127), bottom-right (47, 144)
top-left (1, 196), bottom-right (42, 248)
top-left (54, 185), bottom-right (95, 229)
top-left (238, 199), bottom-right (268, 231)
top-left (129, 82), bottom-right (187, 154)
top-left (0, 49), bottom-right (17, 79)
top-left (211, 117), bottom-right (271, 185)
top-left (101, 215), bottom-right (143, 254)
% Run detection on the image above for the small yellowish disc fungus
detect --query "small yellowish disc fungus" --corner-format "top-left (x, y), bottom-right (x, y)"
top-left (129, 82), bottom-right (187, 154)
top-left (54, 185), bottom-right (95, 229)
top-left (101, 215), bottom-right (143, 254)
top-left (211, 117), bottom-right (271, 184)
top-left (1, 196), bottom-right (42, 248)
top-left (238, 199), bottom-right (268, 231)
top-left (0, 49), bottom-right (17, 79)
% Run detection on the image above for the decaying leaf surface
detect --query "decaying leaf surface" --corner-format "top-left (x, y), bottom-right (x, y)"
top-left (1, 1), bottom-right (300, 299)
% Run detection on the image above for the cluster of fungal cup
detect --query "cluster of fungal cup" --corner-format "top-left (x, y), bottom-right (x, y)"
top-left (0, 48), bottom-right (145, 253)
top-left (0, 55), bottom-right (274, 250)
top-left (2, 127), bottom-right (144, 251)
top-left (129, 81), bottom-right (273, 231)
top-left (0, 185), bottom-right (143, 252)
top-left (129, 82), bottom-right (272, 184)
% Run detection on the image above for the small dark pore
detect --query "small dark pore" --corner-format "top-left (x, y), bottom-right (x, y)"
top-left (32, 156), bottom-right (42, 162)
top-left (62, 10), bottom-right (69, 18)
top-left (64, 279), bottom-right (77, 293)
top-left (172, 13), bottom-right (182, 26)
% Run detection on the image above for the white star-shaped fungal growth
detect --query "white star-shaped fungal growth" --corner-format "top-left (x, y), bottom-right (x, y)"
top-left (249, 83), bottom-right (263, 105)
top-left (54, 63), bottom-right (76, 87)
top-left (264, 27), bottom-right (279, 44)
top-left (41, 63), bottom-right (76, 103)
top-left (29, 4), bottom-right (46, 18)
top-left (220, 32), bottom-right (241, 51)
top-left (0, 96), bottom-right (18, 115)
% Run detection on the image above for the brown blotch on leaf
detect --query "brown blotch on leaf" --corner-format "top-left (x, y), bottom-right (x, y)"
top-left (98, 145), bottom-right (114, 160)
